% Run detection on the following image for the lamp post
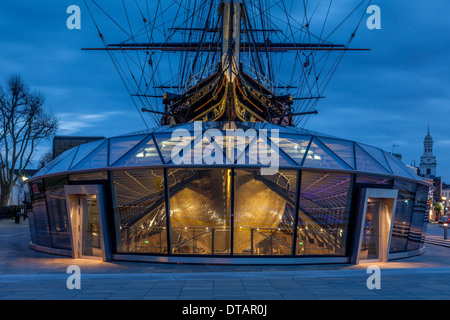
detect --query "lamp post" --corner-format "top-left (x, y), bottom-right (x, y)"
top-left (443, 197), bottom-right (448, 216)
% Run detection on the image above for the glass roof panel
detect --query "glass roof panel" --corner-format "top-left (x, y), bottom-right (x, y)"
top-left (202, 135), bottom-right (226, 165)
top-left (109, 134), bottom-right (148, 166)
top-left (355, 144), bottom-right (391, 175)
top-left (216, 129), bottom-right (258, 164)
top-left (69, 139), bottom-right (105, 170)
top-left (302, 138), bottom-right (350, 170)
top-left (384, 152), bottom-right (422, 180)
top-left (358, 143), bottom-right (392, 173)
top-left (243, 134), bottom-right (295, 167)
top-left (170, 132), bottom-right (227, 165)
top-left (72, 140), bottom-right (108, 171)
top-left (272, 134), bottom-right (311, 165)
top-left (318, 137), bottom-right (355, 169)
top-left (114, 135), bottom-right (163, 167)
top-left (30, 122), bottom-right (425, 184)
top-left (35, 147), bottom-right (75, 176)
top-left (154, 133), bottom-right (196, 164)
top-left (45, 147), bottom-right (78, 175)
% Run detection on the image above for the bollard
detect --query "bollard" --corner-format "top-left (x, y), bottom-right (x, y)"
top-left (444, 224), bottom-right (448, 240)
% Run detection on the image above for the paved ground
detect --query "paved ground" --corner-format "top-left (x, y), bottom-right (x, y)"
top-left (0, 219), bottom-right (449, 300)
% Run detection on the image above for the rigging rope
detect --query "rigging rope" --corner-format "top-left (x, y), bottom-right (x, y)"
top-left (83, 0), bottom-right (371, 128)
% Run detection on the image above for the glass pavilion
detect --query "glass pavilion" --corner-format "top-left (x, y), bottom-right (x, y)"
top-left (26, 122), bottom-right (431, 264)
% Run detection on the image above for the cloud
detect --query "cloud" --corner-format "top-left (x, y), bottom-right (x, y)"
top-left (58, 111), bottom-right (124, 135)
top-left (0, 1), bottom-right (449, 180)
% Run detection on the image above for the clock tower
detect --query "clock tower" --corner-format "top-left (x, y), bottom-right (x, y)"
top-left (419, 123), bottom-right (437, 178)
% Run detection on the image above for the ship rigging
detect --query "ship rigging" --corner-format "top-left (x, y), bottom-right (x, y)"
top-left (82, 0), bottom-right (371, 128)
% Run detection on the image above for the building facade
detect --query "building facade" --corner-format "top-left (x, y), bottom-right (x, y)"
top-left (441, 184), bottom-right (450, 217)
top-left (25, 122), bottom-right (431, 265)
top-left (419, 124), bottom-right (437, 178)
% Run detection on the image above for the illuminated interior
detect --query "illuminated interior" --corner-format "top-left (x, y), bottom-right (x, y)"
top-left (27, 122), bottom-right (431, 262)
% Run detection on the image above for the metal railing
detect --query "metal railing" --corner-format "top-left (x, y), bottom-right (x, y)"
top-left (296, 227), bottom-right (343, 255)
top-left (120, 225), bottom-right (344, 256)
top-left (122, 226), bottom-right (168, 253)
top-left (183, 63), bottom-right (218, 92)
top-left (171, 227), bottom-right (229, 255)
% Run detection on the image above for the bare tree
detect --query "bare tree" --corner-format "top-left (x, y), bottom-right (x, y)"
top-left (0, 75), bottom-right (58, 206)
top-left (37, 150), bottom-right (54, 171)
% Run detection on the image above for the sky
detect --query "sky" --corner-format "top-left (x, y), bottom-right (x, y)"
top-left (0, 1), bottom-right (449, 182)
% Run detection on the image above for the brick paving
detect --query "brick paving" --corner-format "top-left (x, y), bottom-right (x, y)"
top-left (0, 219), bottom-right (449, 300)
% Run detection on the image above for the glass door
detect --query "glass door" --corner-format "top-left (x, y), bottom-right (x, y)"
top-left (80, 195), bottom-right (103, 258)
top-left (360, 198), bottom-right (381, 261)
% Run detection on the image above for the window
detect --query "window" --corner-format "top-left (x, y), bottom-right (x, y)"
top-left (234, 169), bottom-right (297, 256)
top-left (168, 169), bottom-right (232, 255)
top-left (111, 169), bottom-right (168, 254)
top-left (44, 176), bottom-right (71, 250)
top-left (407, 185), bottom-right (429, 251)
top-left (296, 171), bottom-right (351, 256)
top-left (390, 180), bottom-right (417, 253)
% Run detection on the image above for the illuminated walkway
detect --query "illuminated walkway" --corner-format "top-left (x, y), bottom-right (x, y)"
top-left (1, 219), bottom-right (449, 300)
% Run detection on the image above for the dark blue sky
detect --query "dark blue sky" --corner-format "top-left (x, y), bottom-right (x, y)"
top-left (1, 1), bottom-right (449, 182)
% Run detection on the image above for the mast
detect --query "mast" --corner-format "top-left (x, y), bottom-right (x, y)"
top-left (222, 0), bottom-right (242, 83)
top-left (82, 0), bottom-right (372, 127)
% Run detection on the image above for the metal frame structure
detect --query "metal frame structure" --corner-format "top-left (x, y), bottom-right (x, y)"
top-left (26, 123), bottom-right (432, 265)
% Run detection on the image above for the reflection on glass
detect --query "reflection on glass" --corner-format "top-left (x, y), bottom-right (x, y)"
top-left (169, 169), bottom-right (231, 255)
top-left (69, 171), bottom-right (108, 181)
top-left (234, 169), bottom-right (297, 255)
top-left (274, 135), bottom-right (310, 165)
top-left (355, 144), bottom-right (389, 174)
top-left (318, 137), bottom-right (355, 169)
top-left (112, 169), bottom-right (167, 254)
top-left (356, 175), bottom-right (392, 186)
top-left (70, 139), bottom-right (104, 170)
top-left (72, 140), bottom-right (108, 171)
top-left (302, 138), bottom-right (347, 170)
top-left (109, 134), bottom-right (148, 165)
top-left (360, 199), bottom-right (380, 260)
top-left (114, 136), bottom-right (162, 167)
top-left (155, 133), bottom-right (194, 164)
top-left (46, 187), bottom-right (71, 250)
top-left (32, 200), bottom-right (52, 247)
top-left (81, 196), bottom-right (102, 257)
top-left (407, 185), bottom-right (429, 251)
top-left (390, 180), bottom-right (416, 253)
top-left (296, 171), bottom-right (351, 256)
top-left (358, 143), bottom-right (392, 173)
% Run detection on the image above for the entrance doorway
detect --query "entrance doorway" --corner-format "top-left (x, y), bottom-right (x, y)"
top-left (65, 185), bottom-right (109, 261)
top-left (360, 199), bottom-right (383, 261)
top-left (79, 195), bottom-right (102, 258)
top-left (356, 189), bottom-right (398, 264)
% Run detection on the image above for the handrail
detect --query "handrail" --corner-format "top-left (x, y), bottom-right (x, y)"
top-left (251, 228), bottom-right (292, 249)
top-left (184, 64), bottom-right (218, 91)
top-left (241, 62), bottom-right (284, 94)
top-left (171, 229), bottom-right (211, 249)
top-left (121, 225), bottom-right (343, 255)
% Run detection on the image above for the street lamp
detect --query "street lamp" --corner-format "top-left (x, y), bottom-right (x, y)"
top-left (443, 197), bottom-right (448, 217)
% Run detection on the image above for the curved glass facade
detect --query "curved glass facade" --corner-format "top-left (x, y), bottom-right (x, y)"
top-left (26, 122), bottom-right (431, 263)
top-left (297, 171), bottom-right (351, 256)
